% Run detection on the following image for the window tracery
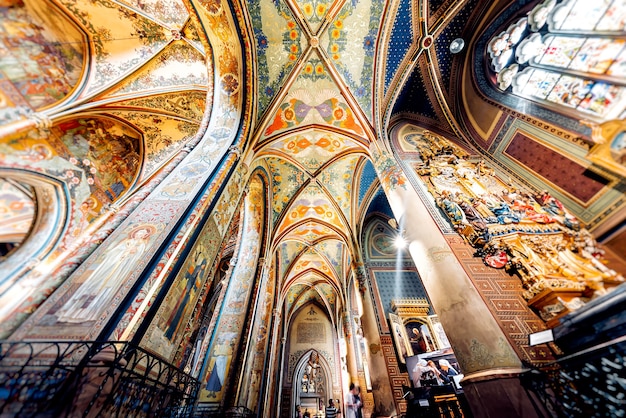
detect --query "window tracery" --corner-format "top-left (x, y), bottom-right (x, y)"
top-left (488, 0), bottom-right (626, 121)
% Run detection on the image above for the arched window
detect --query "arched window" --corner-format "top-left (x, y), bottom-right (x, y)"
top-left (487, 0), bottom-right (626, 121)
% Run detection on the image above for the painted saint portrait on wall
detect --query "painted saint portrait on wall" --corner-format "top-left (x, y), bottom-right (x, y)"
top-left (56, 224), bottom-right (157, 323)
top-left (389, 313), bottom-right (411, 363)
top-left (161, 244), bottom-right (208, 341)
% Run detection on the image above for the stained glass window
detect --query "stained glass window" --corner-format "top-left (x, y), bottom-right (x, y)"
top-left (488, 0), bottom-right (626, 121)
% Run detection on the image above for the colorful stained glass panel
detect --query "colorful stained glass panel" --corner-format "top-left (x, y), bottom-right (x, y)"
top-left (577, 82), bottom-right (625, 117)
top-left (516, 68), bottom-right (560, 99)
top-left (546, 75), bottom-right (592, 108)
top-left (608, 47), bottom-right (626, 76)
top-left (569, 38), bottom-right (625, 74)
top-left (596, 0), bottom-right (626, 31)
top-left (558, 1), bottom-right (611, 31)
top-left (539, 36), bottom-right (584, 68)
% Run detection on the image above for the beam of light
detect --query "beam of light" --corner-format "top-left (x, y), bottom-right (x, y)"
top-left (394, 234), bottom-right (407, 249)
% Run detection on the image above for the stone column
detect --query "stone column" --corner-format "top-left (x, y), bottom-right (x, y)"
top-left (371, 147), bottom-right (542, 417)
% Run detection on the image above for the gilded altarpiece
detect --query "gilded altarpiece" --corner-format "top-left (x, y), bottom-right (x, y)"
top-left (407, 130), bottom-right (624, 326)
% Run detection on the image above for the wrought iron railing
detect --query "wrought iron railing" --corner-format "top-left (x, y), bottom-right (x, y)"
top-left (521, 334), bottom-right (626, 418)
top-left (0, 340), bottom-right (199, 417)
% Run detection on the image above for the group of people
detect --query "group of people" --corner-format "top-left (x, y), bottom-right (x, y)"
top-left (411, 359), bottom-right (459, 388)
top-left (295, 383), bottom-right (363, 418)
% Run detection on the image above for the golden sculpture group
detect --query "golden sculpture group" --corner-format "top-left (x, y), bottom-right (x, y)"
top-left (410, 131), bottom-right (624, 325)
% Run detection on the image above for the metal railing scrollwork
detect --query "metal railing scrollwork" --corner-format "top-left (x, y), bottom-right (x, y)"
top-left (521, 335), bottom-right (626, 418)
top-left (0, 340), bottom-right (199, 417)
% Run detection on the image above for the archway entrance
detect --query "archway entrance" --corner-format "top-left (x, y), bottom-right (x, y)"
top-left (293, 350), bottom-right (331, 417)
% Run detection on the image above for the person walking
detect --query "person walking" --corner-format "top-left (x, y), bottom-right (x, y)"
top-left (325, 399), bottom-right (339, 418)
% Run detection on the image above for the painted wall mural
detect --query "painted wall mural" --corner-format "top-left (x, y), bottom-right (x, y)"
top-left (145, 235), bottom-right (213, 361)
top-left (200, 176), bottom-right (265, 402)
top-left (105, 110), bottom-right (197, 177)
top-left (0, 0), bottom-right (247, 342)
top-left (211, 168), bottom-right (243, 236)
top-left (55, 224), bottom-right (158, 323)
top-left (0, 116), bottom-right (141, 245)
top-left (0, 0), bottom-right (83, 113)
top-left (240, 261), bottom-right (275, 411)
top-left (52, 117), bottom-right (142, 202)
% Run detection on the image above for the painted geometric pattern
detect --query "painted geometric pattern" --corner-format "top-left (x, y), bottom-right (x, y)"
top-left (263, 87), bottom-right (365, 138)
top-left (369, 224), bottom-right (399, 258)
top-left (289, 247), bottom-right (336, 279)
top-left (117, 0), bottom-right (189, 28)
top-left (384, 0), bottom-right (413, 95)
top-left (380, 335), bottom-right (410, 414)
top-left (291, 286), bottom-right (327, 315)
top-left (106, 110), bottom-right (198, 177)
top-left (314, 240), bottom-right (344, 281)
top-left (57, 0), bottom-right (169, 94)
top-left (319, 154), bottom-right (360, 222)
top-left (433, 0), bottom-right (478, 89)
top-left (281, 221), bottom-right (336, 244)
top-left (277, 183), bottom-right (346, 233)
top-left (293, 0), bottom-right (334, 33)
top-left (366, 188), bottom-right (394, 219)
top-left (372, 270), bottom-right (429, 315)
top-left (392, 63), bottom-right (439, 119)
top-left (279, 240), bottom-right (308, 279)
top-left (445, 235), bottom-right (555, 365)
top-left (317, 282), bottom-right (337, 316)
top-left (109, 91), bottom-right (208, 123)
top-left (108, 41), bottom-right (209, 96)
top-left (325, 0), bottom-right (384, 119)
top-left (358, 159), bottom-right (377, 207)
top-left (504, 132), bottom-right (609, 203)
top-left (248, 0), bottom-right (305, 117)
top-left (267, 130), bottom-right (363, 172)
top-left (266, 157), bottom-right (307, 224)
top-left (285, 283), bottom-right (308, 313)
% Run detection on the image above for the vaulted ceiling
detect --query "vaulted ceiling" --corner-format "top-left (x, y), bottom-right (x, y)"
top-left (245, 0), bottom-right (473, 321)
top-left (1, 0), bottom-right (476, 321)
